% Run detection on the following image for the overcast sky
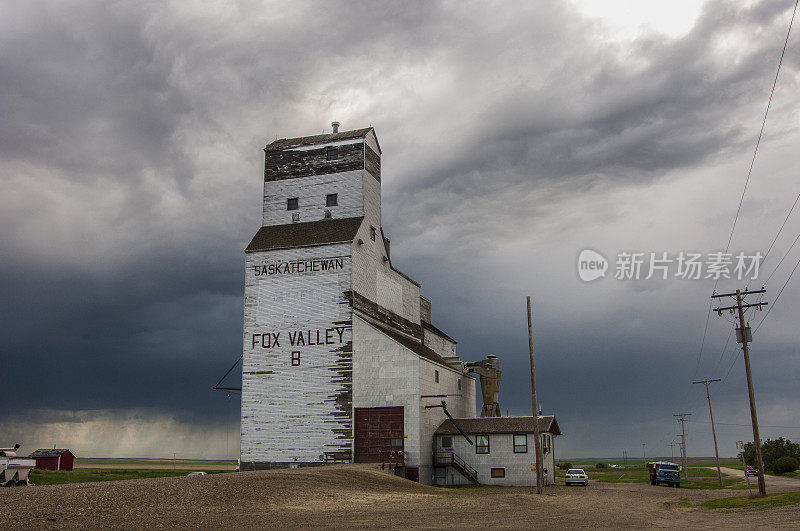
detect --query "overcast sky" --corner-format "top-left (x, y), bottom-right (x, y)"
top-left (2, 0), bottom-right (799, 460)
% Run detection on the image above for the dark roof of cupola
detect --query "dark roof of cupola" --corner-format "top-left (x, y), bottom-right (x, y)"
top-left (245, 217), bottom-right (364, 252)
top-left (265, 127), bottom-right (375, 151)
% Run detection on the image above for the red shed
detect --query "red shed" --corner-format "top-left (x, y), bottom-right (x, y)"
top-left (28, 449), bottom-right (75, 471)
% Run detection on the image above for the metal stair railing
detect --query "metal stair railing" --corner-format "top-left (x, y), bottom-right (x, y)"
top-left (433, 450), bottom-right (479, 484)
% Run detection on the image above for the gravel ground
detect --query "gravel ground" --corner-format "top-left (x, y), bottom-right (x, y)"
top-left (2, 464), bottom-right (799, 529)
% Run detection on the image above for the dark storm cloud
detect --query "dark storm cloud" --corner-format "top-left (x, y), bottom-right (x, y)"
top-left (386, 0), bottom-right (797, 244)
top-left (2, 0), bottom-right (799, 457)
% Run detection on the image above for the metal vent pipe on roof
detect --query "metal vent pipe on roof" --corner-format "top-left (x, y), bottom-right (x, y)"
top-left (331, 121), bottom-right (340, 133)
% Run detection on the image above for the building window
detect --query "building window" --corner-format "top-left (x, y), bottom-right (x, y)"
top-left (291, 351), bottom-right (300, 366)
top-left (440, 436), bottom-right (453, 449)
top-left (370, 226), bottom-right (376, 241)
top-left (476, 435), bottom-right (489, 454)
top-left (434, 467), bottom-right (446, 479)
top-left (434, 370), bottom-right (439, 383)
top-left (287, 198), bottom-right (299, 210)
top-left (326, 193), bottom-right (338, 207)
top-left (458, 378), bottom-right (461, 390)
top-left (490, 468), bottom-right (505, 478)
top-left (327, 148), bottom-right (339, 161)
top-left (513, 434), bottom-right (528, 453)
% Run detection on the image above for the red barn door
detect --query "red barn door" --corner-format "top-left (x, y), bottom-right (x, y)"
top-left (354, 406), bottom-right (404, 463)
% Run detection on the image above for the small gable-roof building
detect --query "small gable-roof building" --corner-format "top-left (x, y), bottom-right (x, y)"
top-left (28, 449), bottom-right (75, 471)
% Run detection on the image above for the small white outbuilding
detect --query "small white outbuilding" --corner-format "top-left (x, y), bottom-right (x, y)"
top-left (433, 416), bottom-right (561, 486)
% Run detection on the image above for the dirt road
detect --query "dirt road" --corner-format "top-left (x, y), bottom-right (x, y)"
top-left (2, 464), bottom-right (799, 529)
top-left (709, 466), bottom-right (800, 490)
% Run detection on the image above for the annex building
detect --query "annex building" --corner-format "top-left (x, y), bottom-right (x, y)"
top-left (240, 124), bottom-right (558, 485)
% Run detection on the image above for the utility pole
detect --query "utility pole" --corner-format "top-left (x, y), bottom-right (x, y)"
top-left (676, 435), bottom-right (686, 472)
top-left (527, 296), bottom-right (543, 494)
top-left (693, 378), bottom-right (723, 487)
top-left (642, 442), bottom-right (646, 463)
top-left (712, 288), bottom-right (768, 496)
top-left (669, 441), bottom-right (675, 460)
top-left (674, 414), bottom-right (691, 479)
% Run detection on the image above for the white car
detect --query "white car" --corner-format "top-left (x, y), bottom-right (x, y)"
top-left (565, 468), bottom-right (589, 486)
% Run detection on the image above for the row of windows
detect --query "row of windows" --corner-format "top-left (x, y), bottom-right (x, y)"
top-left (440, 433), bottom-right (551, 455)
top-left (287, 194), bottom-right (338, 211)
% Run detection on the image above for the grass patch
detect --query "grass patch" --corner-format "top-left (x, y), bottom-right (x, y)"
top-left (685, 467), bottom-right (723, 478)
top-left (679, 477), bottom-right (743, 490)
top-left (685, 459), bottom-right (741, 469)
top-left (29, 468), bottom-right (226, 486)
top-left (701, 492), bottom-right (800, 511)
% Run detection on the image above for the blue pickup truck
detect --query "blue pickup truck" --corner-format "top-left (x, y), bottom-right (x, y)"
top-left (648, 461), bottom-right (681, 487)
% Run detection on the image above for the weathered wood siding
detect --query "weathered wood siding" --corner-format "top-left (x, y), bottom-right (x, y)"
top-left (241, 243), bottom-right (353, 468)
top-left (364, 144), bottom-right (381, 182)
top-left (265, 141), bottom-right (364, 181)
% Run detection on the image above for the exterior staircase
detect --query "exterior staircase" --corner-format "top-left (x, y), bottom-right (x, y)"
top-left (433, 450), bottom-right (479, 484)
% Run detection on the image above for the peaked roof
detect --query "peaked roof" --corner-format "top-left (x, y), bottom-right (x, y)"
top-left (246, 217), bottom-right (363, 252)
top-left (362, 316), bottom-right (457, 370)
top-left (28, 448), bottom-right (74, 458)
top-left (423, 320), bottom-right (457, 344)
top-left (435, 416), bottom-right (561, 436)
top-left (265, 127), bottom-right (374, 151)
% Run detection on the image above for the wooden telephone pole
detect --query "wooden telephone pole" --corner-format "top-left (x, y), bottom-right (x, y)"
top-left (693, 378), bottom-right (723, 487)
top-left (712, 288), bottom-right (768, 496)
top-left (674, 414), bottom-right (691, 479)
top-left (527, 296), bottom-right (543, 494)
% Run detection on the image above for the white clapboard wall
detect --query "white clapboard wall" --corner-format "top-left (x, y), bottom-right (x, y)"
top-left (241, 242), bottom-right (353, 465)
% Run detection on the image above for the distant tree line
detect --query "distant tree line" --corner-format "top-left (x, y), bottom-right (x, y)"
top-left (740, 437), bottom-right (800, 474)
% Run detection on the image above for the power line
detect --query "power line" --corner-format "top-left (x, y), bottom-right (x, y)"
top-left (723, 342), bottom-right (741, 382)
top-left (762, 192), bottom-right (800, 263)
top-left (693, 0), bottom-right (799, 401)
top-left (712, 327), bottom-right (734, 376)
top-left (724, 0), bottom-right (798, 255)
top-left (764, 229), bottom-right (800, 285)
top-left (755, 253), bottom-right (800, 333)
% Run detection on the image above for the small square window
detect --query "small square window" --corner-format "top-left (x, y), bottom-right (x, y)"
top-left (287, 198), bottom-right (299, 211)
top-left (440, 436), bottom-right (453, 449)
top-left (434, 467), bottom-right (446, 479)
top-left (326, 193), bottom-right (338, 207)
top-left (434, 370), bottom-right (439, 383)
top-left (291, 351), bottom-right (300, 366)
top-left (490, 467), bottom-right (505, 478)
top-left (476, 435), bottom-right (489, 454)
top-left (513, 434), bottom-right (528, 453)
top-left (370, 226), bottom-right (376, 241)
top-left (327, 148), bottom-right (339, 161)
